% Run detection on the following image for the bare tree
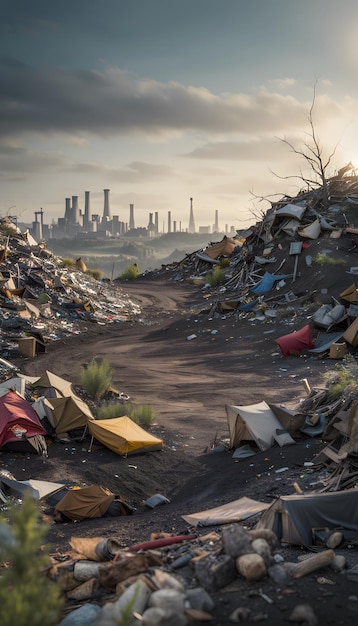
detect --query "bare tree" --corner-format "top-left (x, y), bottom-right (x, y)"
top-left (272, 80), bottom-right (339, 208)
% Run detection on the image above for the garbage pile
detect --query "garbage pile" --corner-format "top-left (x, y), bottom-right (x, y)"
top-left (152, 163), bottom-right (358, 338)
top-left (47, 524), bottom-right (354, 626)
top-left (0, 226), bottom-right (141, 365)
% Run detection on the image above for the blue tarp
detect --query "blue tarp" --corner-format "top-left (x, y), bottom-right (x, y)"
top-left (239, 301), bottom-right (257, 311)
top-left (250, 272), bottom-right (291, 295)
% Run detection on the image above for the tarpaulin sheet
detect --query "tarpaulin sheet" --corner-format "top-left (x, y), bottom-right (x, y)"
top-left (250, 272), bottom-right (290, 295)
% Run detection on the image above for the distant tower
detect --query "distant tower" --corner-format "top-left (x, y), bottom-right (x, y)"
top-left (72, 195), bottom-right (80, 224)
top-left (168, 211), bottom-right (171, 233)
top-left (214, 209), bottom-right (219, 232)
top-left (154, 211), bottom-right (159, 235)
top-left (84, 191), bottom-right (90, 226)
top-left (64, 198), bottom-right (71, 221)
top-left (147, 212), bottom-right (155, 235)
top-left (102, 189), bottom-right (111, 222)
top-left (129, 203), bottom-right (135, 229)
top-left (188, 197), bottom-right (195, 233)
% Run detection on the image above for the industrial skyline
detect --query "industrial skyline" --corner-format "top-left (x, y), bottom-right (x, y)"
top-left (26, 190), bottom-right (235, 241)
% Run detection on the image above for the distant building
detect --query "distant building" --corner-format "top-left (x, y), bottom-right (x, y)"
top-left (188, 197), bottom-right (195, 233)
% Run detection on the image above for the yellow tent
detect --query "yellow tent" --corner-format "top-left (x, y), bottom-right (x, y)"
top-left (88, 416), bottom-right (164, 455)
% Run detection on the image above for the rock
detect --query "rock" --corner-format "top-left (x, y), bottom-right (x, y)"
top-left (94, 579), bottom-right (151, 626)
top-left (185, 587), bottom-right (215, 612)
top-left (288, 603), bottom-right (318, 625)
top-left (236, 553), bottom-right (267, 581)
top-left (194, 552), bottom-right (237, 592)
top-left (222, 524), bottom-right (252, 558)
top-left (267, 563), bottom-right (290, 585)
top-left (58, 604), bottom-right (101, 626)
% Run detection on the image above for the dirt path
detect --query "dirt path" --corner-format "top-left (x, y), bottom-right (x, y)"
top-left (21, 278), bottom-right (331, 454)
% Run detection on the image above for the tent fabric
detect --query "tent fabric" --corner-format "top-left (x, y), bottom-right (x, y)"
top-left (182, 496), bottom-right (271, 527)
top-left (55, 485), bottom-right (115, 521)
top-left (275, 324), bottom-right (314, 356)
top-left (255, 488), bottom-right (358, 546)
top-left (88, 416), bottom-right (164, 455)
top-left (46, 395), bottom-right (93, 436)
top-left (204, 236), bottom-right (242, 259)
top-left (31, 371), bottom-right (94, 436)
top-left (0, 374), bottom-right (39, 397)
top-left (250, 272), bottom-right (290, 295)
top-left (269, 404), bottom-right (306, 435)
top-left (0, 476), bottom-right (64, 501)
top-left (32, 370), bottom-right (73, 397)
top-left (0, 390), bottom-right (47, 454)
top-left (225, 401), bottom-right (296, 451)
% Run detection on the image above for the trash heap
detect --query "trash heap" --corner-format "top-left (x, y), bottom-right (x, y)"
top-left (152, 163), bottom-right (358, 332)
top-left (47, 524), bottom-right (353, 626)
top-left (0, 225), bottom-right (141, 363)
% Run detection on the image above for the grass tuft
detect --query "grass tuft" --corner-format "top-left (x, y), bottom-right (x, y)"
top-left (120, 263), bottom-right (139, 280)
top-left (80, 358), bottom-right (114, 399)
top-left (96, 401), bottom-right (156, 427)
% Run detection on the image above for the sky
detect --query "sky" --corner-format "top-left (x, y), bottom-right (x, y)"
top-left (2, 0), bottom-right (358, 233)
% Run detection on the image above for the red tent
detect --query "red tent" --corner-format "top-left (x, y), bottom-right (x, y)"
top-left (275, 324), bottom-right (314, 356)
top-left (0, 390), bottom-right (47, 454)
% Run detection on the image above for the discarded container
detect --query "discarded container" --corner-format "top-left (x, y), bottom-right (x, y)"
top-left (17, 337), bottom-right (36, 357)
top-left (329, 342), bottom-right (347, 359)
top-left (73, 560), bottom-right (101, 582)
top-left (95, 537), bottom-right (123, 560)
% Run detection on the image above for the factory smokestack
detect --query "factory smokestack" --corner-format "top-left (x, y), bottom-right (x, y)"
top-left (84, 191), bottom-right (90, 224)
top-left (65, 198), bottom-right (71, 221)
top-left (214, 209), bottom-right (219, 232)
top-left (129, 203), bottom-right (135, 229)
top-left (102, 189), bottom-right (111, 222)
top-left (188, 197), bottom-right (195, 233)
top-left (72, 196), bottom-right (80, 224)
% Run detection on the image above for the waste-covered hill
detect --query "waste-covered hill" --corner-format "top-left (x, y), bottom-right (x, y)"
top-left (2, 166), bottom-right (358, 625)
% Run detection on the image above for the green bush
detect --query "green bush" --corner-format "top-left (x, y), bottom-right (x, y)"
top-left (131, 404), bottom-right (156, 427)
top-left (61, 257), bottom-right (76, 268)
top-left (205, 265), bottom-right (226, 286)
top-left (0, 495), bottom-right (63, 626)
top-left (80, 358), bottom-right (114, 399)
top-left (120, 263), bottom-right (139, 280)
top-left (87, 268), bottom-right (103, 280)
top-left (97, 401), bottom-right (130, 419)
top-left (96, 402), bottom-right (156, 427)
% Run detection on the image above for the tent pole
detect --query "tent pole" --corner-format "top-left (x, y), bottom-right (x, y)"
top-left (88, 435), bottom-right (94, 452)
top-left (80, 425), bottom-right (88, 442)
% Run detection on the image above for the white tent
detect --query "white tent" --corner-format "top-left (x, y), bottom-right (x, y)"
top-left (226, 401), bottom-right (296, 451)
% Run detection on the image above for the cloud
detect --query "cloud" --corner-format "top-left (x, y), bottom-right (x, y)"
top-left (0, 145), bottom-right (68, 178)
top-left (186, 137), bottom-right (289, 161)
top-left (0, 58), bottom-right (338, 142)
top-left (268, 78), bottom-right (296, 89)
top-left (67, 160), bottom-right (175, 182)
